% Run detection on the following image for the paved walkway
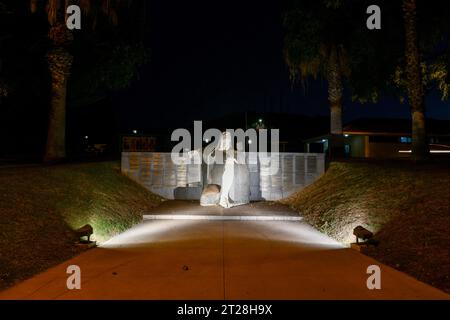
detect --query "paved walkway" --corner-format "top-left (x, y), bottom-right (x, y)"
top-left (1, 202), bottom-right (448, 300)
top-left (144, 200), bottom-right (300, 216)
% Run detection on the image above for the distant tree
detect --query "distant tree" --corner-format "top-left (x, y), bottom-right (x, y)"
top-left (69, 42), bottom-right (148, 108)
top-left (344, 1), bottom-right (403, 104)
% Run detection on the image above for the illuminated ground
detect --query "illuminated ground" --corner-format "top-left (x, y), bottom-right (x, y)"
top-left (0, 202), bottom-right (448, 300)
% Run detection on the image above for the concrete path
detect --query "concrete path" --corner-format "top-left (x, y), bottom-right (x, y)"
top-left (1, 201), bottom-right (448, 300)
top-left (143, 200), bottom-right (300, 216)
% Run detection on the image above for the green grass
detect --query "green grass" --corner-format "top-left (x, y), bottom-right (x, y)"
top-left (282, 161), bottom-right (450, 294)
top-left (0, 161), bottom-right (162, 290)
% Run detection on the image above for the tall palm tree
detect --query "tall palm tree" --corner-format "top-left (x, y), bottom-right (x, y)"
top-left (283, 1), bottom-right (351, 136)
top-left (30, 0), bottom-right (126, 162)
top-left (402, 0), bottom-right (429, 161)
top-left (348, 0), bottom-right (450, 160)
top-left (326, 45), bottom-right (346, 135)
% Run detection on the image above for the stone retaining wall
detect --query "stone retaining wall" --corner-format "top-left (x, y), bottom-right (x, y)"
top-left (121, 152), bottom-right (325, 201)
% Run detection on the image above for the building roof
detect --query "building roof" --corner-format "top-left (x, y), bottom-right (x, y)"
top-left (343, 118), bottom-right (450, 136)
top-left (303, 118), bottom-right (450, 143)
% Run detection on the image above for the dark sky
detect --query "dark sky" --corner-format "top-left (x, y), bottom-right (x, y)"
top-left (113, 0), bottom-right (450, 130)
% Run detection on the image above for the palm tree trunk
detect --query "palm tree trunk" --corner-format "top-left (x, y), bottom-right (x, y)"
top-left (43, 25), bottom-right (73, 162)
top-left (327, 46), bottom-right (343, 135)
top-left (44, 59), bottom-right (68, 162)
top-left (403, 0), bottom-right (429, 161)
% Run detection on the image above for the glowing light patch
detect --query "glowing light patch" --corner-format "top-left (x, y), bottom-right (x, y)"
top-left (101, 220), bottom-right (198, 248)
top-left (399, 150), bottom-right (450, 154)
top-left (143, 214), bottom-right (303, 221)
top-left (244, 221), bottom-right (344, 248)
top-left (101, 219), bottom-right (342, 250)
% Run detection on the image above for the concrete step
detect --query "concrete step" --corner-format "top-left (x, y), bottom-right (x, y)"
top-left (143, 214), bottom-right (303, 221)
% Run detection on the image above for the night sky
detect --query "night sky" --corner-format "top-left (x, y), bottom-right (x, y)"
top-left (113, 0), bottom-right (450, 131)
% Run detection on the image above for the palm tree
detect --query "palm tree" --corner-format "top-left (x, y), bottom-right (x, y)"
top-left (283, 1), bottom-right (351, 136)
top-left (402, 0), bottom-right (428, 160)
top-left (326, 45), bottom-right (346, 135)
top-left (290, 0), bottom-right (449, 161)
top-left (44, 24), bottom-right (73, 162)
top-left (30, 0), bottom-right (127, 162)
top-left (347, 0), bottom-right (450, 160)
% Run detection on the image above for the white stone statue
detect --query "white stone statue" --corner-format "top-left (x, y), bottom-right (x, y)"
top-left (200, 132), bottom-right (250, 208)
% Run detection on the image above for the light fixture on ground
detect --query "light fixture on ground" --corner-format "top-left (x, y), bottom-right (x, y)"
top-left (75, 224), bottom-right (94, 243)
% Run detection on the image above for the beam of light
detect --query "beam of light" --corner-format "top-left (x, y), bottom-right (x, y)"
top-left (101, 219), bottom-right (343, 250)
top-left (243, 221), bottom-right (344, 248)
top-left (399, 150), bottom-right (450, 154)
top-left (143, 214), bottom-right (303, 221)
top-left (101, 220), bottom-right (199, 248)
top-left (100, 200), bottom-right (343, 250)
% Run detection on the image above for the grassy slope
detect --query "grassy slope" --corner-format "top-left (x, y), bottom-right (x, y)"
top-left (0, 162), bottom-right (162, 290)
top-left (282, 161), bottom-right (450, 294)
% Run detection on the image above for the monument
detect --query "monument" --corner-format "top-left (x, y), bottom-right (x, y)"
top-left (200, 132), bottom-right (250, 208)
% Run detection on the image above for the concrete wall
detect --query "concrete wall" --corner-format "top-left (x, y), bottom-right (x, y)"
top-left (121, 152), bottom-right (325, 201)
